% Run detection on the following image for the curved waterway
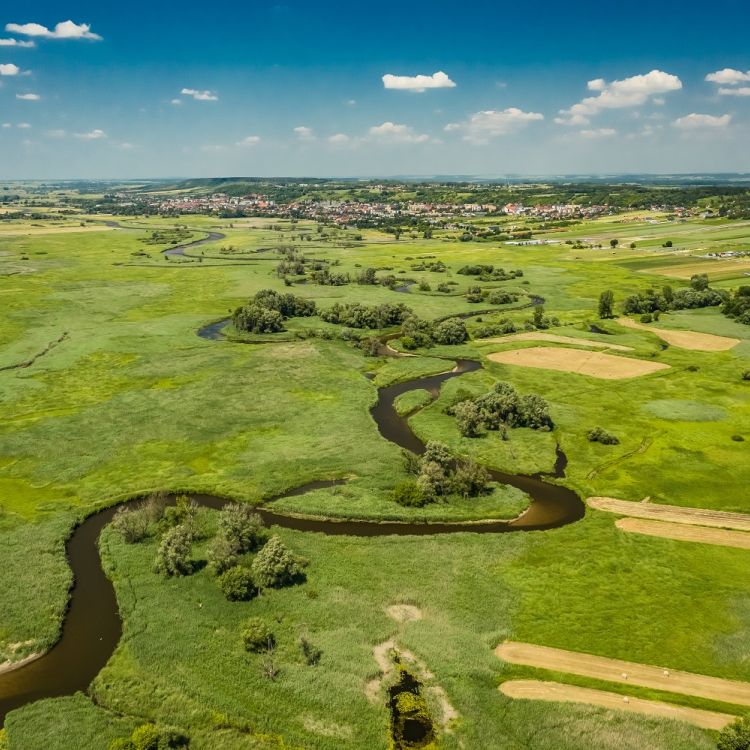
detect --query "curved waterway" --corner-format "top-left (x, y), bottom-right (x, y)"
top-left (0, 315), bottom-right (584, 723)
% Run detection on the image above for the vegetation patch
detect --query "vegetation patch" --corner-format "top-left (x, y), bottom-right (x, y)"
top-left (642, 400), bottom-right (727, 422)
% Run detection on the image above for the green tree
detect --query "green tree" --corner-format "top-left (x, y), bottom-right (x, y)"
top-left (207, 534), bottom-right (239, 576)
top-left (454, 400), bottom-right (483, 437)
top-left (597, 290), bottom-right (614, 319)
top-left (609, 238), bottom-right (619, 248)
top-left (251, 536), bottom-right (302, 589)
top-left (154, 524), bottom-right (192, 577)
top-left (218, 503), bottom-right (263, 553)
top-left (242, 617), bottom-right (275, 652)
top-left (718, 716), bottom-right (750, 750)
top-left (218, 566), bottom-right (257, 601)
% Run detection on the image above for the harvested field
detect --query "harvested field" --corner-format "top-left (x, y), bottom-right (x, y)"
top-left (495, 641), bottom-right (750, 706)
top-left (646, 258), bottom-right (750, 280)
top-left (487, 347), bottom-right (670, 380)
top-left (482, 332), bottom-right (633, 351)
top-left (617, 317), bottom-right (740, 351)
top-left (499, 680), bottom-right (735, 731)
top-left (616, 518), bottom-right (750, 550)
top-left (587, 497), bottom-right (750, 531)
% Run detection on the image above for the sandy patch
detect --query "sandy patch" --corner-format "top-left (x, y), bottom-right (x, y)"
top-left (499, 680), bottom-right (735, 731)
top-left (386, 604), bottom-right (424, 623)
top-left (616, 518), bottom-right (750, 550)
top-left (0, 652), bottom-right (42, 675)
top-left (487, 347), bottom-right (669, 380)
top-left (588, 497), bottom-right (750, 531)
top-left (496, 641), bottom-right (750, 706)
top-left (483, 332), bottom-right (634, 351)
top-left (646, 259), bottom-right (750, 280)
top-left (0, 225), bottom-right (114, 236)
top-left (618, 317), bottom-right (739, 351)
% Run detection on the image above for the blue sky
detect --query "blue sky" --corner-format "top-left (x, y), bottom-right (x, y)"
top-left (1, 0), bottom-right (749, 178)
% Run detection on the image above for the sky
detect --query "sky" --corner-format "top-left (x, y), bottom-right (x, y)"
top-left (1, 0), bottom-right (749, 179)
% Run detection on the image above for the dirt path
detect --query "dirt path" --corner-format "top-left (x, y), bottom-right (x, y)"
top-left (495, 641), bottom-right (750, 707)
top-left (617, 317), bottom-right (740, 351)
top-left (587, 496), bottom-right (750, 531)
top-left (616, 518), bottom-right (750, 550)
top-left (482, 332), bottom-right (633, 351)
top-left (499, 680), bottom-right (735, 731)
top-left (487, 346), bottom-right (670, 380)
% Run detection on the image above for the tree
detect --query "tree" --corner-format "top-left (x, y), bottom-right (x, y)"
top-left (532, 305), bottom-right (545, 329)
top-left (218, 566), bottom-right (257, 601)
top-left (609, 239), bottom-right (619, 248)
top-left (207, 534), bottom-right (239, 576)
top-left (663, 240), bottom-right (673, 247)
top-left (251, 536), bottom-right (302, 589)
top-left (598, 290), bottom-right (614, 319)
top-left (111, 505), bottom-right (149, 544)
top-left (718, 716), bottom-right (750, 750)
top-left (218, 503), bottom-right (263, 553)
top-left (690, 273), bottom-right (709, 291)
top-left (154, 524), bottom-right (192, 577)
top-left (433, 317), bottom-right (468, 345)
top-left (242, 617), bottom-right (275, 652)
top-left (416, 461), bottom-right (449, 501)
top-left (422, 441), bottom-right (453, 470)
top-left (451, 460), bottom-right (491, 498)
top-left (454, 400), bottom-right (483, 437)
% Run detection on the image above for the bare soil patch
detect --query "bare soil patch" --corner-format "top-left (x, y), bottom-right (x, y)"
top-left (588, 496), bottom-right (750, 531)
top-left (617, 317), bottom-right (740, 351)
top-left (495, 641), bottom-right (750, 707)
top-left (487, 347), bottom-right (669, 380)
top-left (483, 332), bottom-right (633, 351)
top-left (616, 518), bottom-right (750, 550)
top-left (386, 604), bottom-right (423, 623)
top-left (499, 680), bottom-right (735, 731)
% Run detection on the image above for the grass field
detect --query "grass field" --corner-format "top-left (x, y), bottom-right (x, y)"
top-left (0, 210), bottom-right (749, 749)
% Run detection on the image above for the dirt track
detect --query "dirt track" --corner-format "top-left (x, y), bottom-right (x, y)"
top-left (616, 518), bottom-right (750, 550)
top-left (496, 642), bottom-right (750, 707)
top-left (483, 332), bottom-right (633, 351)
top-left (587, 497), bottom-right (750, 531)
top-left (487, 346), bottom-right (669, 380)
top-left (499, 680), bottom-right (736, 730)
top-left (617, 317), bottom-right (740, 351)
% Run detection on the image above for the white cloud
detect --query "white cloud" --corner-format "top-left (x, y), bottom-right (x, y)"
top-left (117, 142), bottom-right (135, 150)
top-left (236, 135), bottom-right (261, 146)
top-left (367, 121), bottom-right (430, 143)
top-left (706, 68), bottom-right (750, 85)
top-left (16, 92), bottom-right (40, 100)
top-left (1, 123), bottom-right (10, 128)
top-left (170, 98), bottom-right (182, 105)
top-left (0, 38), bottom-right (35, 47)
top-left (673, 113), bottom-right (731, 130)
top-left (46, 129), bottom-right (66, 138)
top-left (382, 71), bottom-right (456, 93)
top-left (580, 128), bottom-right (617, 138)
top-left (17, 122), bottom-right (31, 129)
top-left (718, 86), bottom-right (750, 97)
top-left (328, 133), bottom-right (350, 145)
top-left (0, 63), bottom-right (21, 76)
top-left (5, 20), bottom-right (101, 40)
top-left (346, 99), bottom-right (356, 106)
top-left (556, 70), bottom-right (682, 126)
top-left (446, 108), bottom-right (544, 144)
top-left (294, 126), bottom-right (315, 141)
top-left (180, 88), bottom-right (218, 101)
top-left (75, 128), bottom-right (107, 140)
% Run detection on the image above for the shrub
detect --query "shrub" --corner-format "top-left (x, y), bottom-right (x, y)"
top-left (742, 370), bottom-right (750, 381)
top-left (218, 503), bottom-right (263, 553)
top-left (131, 724), bottom-right (160, 750)
top-left (251, 536), bottom-right (302, 589)
top-left (111, 506), bottom-right (149, 543)
top-left (453, 400), bottom-right (483, 437)
top-left (391, 480), bottom-right (426, 507)
top-left (108, 723), bottom-right (188, 750)
top-left (161, 496), bottom-right (198, 530)
top-left (718, 716), bottom-right (750, 750)
top-left (154, 524), bottom-right (193, 577)
top-left (433, 317), bottom-right (468, 345)
top-left (300, 636), bottom-right (322, 666)
top-left (639, 313), bottom-right (653, 323)
top-left (587, 427), bottom-right (620, 445)
top-left (207, 534), bottom-right (239, 576)
top-left (242, 617), bottom-right (274, 652)
top-left (451, 460), bottom-right (491, 498)
top-left (218, 566), bottom-right (257, 601)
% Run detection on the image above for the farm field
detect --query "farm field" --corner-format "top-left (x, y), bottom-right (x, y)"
top-left (0, 205), bottom-right (749, 750)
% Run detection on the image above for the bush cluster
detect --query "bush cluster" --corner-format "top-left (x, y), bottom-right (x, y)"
top-left (723, 285), bottom-right (750, 325)
top-left (108, 722), bottom-right (188, 750)
top-left (587, 427), bottom-right (620, 445)
top-left (623, 276), bottom-right (726, 316)
top-left (320, 301), bottom-right (411, 329)
top-left (232, 289), bottom-right (316, 334)
top-left (400, 315), bottom-right (468, 349)
top-left (457, 264), bottom-right (523, 281)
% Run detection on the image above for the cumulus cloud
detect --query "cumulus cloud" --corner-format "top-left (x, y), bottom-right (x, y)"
top-left (180, 88), bottom-right (218, 101)
top-left (294, 125), bottom-right (315, 140)
top-left (0, 38), bottom-right (35, 47)
top-left (46, 129), bottom-right (66, 138)
top-left (718, 86), bottom-right (750, 97)
top-left (170, 98), bottom-right (182, 105)
top-left (580, 128), bottom-right (617, 138)
top-left (17, 122), bottom-right (31, 129)
top-left (16, 92), bottom-right (40, 100)
top-left (382, 71), bottom-right (456, 92)
top-left (5, 20), bottom-right (101, 40)
top-left (236, 135), bottom-right (261, 146)
top-left (367, 121), bottom-right (430, 143)
top-left (75, 128), bottom-right (107, 140)
top-left (673, 113), bottom-right (731, 129)
top-left (706, 68), bottom-right (750, 85)
top-left (556, 70), bottom-right (682, 126)
top-left (0, 63), bottom-right (21, 76)
top-left (446, 108), bottom-right (544, 144)
top-left (328, 133), bottom-right (350, 145)
top-left (1, 123), bottom-right (11, 128)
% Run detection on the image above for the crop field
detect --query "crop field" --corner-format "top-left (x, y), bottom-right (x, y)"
top-left (0, 207), bottom-right (749, 750)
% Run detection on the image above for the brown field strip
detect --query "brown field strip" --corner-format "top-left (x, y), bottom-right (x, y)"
top-left (495, 642), bottom-right (750, 707)
top-left (487, 346), bottom-right (669, 380)
top-left (482, 332), bottom-right (633, 351)
top-left (587, 497), bottom-right (750, 531)
top-left (499, 680), bottom-right (736, 730)
top-left (646, 259), bottom-right (750, 280)
top-left (616, 518), bottom-right (750, 550)
top-left (617, 317), bottom-right (740, 351)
